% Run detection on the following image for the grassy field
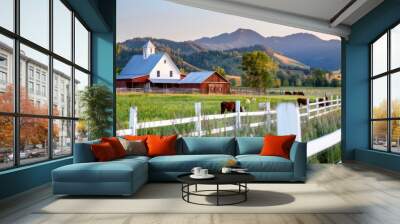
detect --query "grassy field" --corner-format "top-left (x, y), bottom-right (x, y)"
top-left (116, 92), bottom-right (302, 129)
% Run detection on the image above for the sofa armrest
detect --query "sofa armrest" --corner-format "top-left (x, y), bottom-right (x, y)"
top-left (73, 140), bottom-right (100, 163)
top-left (289, 141), bottom-right (307, 181)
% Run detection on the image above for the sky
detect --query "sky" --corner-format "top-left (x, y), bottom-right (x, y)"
top-left (117, 0), bottom-right (340, 43)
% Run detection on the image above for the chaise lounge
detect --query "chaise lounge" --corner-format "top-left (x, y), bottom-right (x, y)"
top-left (52, 137), bottom-right (307, 196)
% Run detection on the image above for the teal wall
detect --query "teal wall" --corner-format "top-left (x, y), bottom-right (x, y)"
top-left (0, 0), bottom-right (116, 200)
top-left (343, 0), bottom-right (400, 171)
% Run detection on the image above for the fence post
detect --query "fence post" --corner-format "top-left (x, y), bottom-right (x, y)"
top-left (306, 98), bottom-right (310, 120)
top-left (276, 103), bottom-right (301, 141)
top-left (195, 102), bottom-right (202, 136)
top-left (336, 95), bottom-right (340, 110)
top-left (235, 101), bottom-right (241, 135)
top-left (129, 106), bottom-right (138, 135)
top-left (265, 102), bottom-right (271, 132)
top-left (316, 99), bottom-right (319, 117)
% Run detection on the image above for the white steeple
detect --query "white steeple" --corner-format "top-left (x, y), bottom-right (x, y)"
top-left (143, 40), bottom-right (156, 59)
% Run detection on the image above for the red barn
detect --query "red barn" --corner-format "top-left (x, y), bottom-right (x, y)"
top-left (179, 71), bottom-right (230, 94)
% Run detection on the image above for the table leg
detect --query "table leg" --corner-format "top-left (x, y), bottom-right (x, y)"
top-left (195, 184), bottom-right (198, 192)
top-left (217, 184), bottom-right (219, 206)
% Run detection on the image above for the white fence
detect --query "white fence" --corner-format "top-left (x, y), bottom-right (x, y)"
top-left (116, 96), bottom-right (341, 156)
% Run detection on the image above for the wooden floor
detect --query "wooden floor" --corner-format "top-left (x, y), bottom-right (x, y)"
top-left (1, 163), bottom-right (400, 224)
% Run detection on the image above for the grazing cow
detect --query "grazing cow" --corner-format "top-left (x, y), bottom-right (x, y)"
top-left (297, 98), bottom-right (307, 106)
top-left (318, 96), bottom-right (329, 107)
top-left (221, 101), bottom-right (244, 114)
top-left (298, 91), bottom-right (305, 96)
top-left (284, 91), bottom-right (292, 95)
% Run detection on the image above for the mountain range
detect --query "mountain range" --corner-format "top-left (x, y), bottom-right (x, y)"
top-left (117, 29), bottom-right (341, 76)
top-left (194, 29), bottom-right (340, 71)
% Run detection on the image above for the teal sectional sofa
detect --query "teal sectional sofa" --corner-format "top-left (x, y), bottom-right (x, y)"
top-left (52, 137), bottom-right (307, 196)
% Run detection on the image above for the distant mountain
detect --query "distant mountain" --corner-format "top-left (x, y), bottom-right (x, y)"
top-left (195, 28), bottom-right (266, 50)
top-left (117, 38), bottom-right (309, 76)
top-left (194, 29), bottom-right (340, 71)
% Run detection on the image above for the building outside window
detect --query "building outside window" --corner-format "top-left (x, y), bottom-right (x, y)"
top-left (371, 23), bottom-right (400, 154)
top-left (0, 0), bottom-right (92, 170)
top-left (169, 70), bottom-right (173, 77)
top-left (157, 70), bottom-right (160, 77)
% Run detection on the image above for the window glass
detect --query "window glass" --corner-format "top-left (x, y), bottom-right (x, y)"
top-left (372, 121), bottom-right (388, 151)
top-left (53, 0), bottom-right (72, 60)
top-left (0, 35), bottom-right (14, 112)
top-left (372, 33), bottom-right (387, 76)
top-left (372, 76), bottom-right (387, 119)
top-left (391, 72), bottom-right (400, 118)
top-left (53, 59), bottom-right (72, 117)
top-left (53, 119), bottom-right (72, 157)
top-left (0, 116), bottom-right (14, 170)
top-left (75, 120), bottom-right (88, 143)
top-left (391, 120), bottom-right (400, 153)
top-left (74, 18), bottom-right (89, 70)
top-left (20, 44), bottom-right (49, 115)
top-left (391, 24), bottom-right (400, 70)
top-left (74, 69), bottom-right (89, 118)
top-left (0, 0), bottom-right (14, 31)
top-left (20, 0), bottom-right (49, 49)
top-left (19, 117), bottom-right (49, 165)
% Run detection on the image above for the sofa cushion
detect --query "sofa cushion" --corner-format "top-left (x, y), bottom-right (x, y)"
top-left (147, 135), bottom-right (177, 157)
top-left (101, 137), bottom-right (127, 158)
top-left (179, 137), bottom-right (236, 155)
top-left (260, 135), bottom-right (296, 159)
top-left (236, 155), bottom-right (293, 172)
top-left (91, 142), bottom-right (118, 162)
top-left (236, 137), bottom-right (264, 155)
top-left (73, 140), bottom-right (100, 163)
top-left (149, 154), bottom-right (235, 172)
top-left (53, 158), bottom-right (147, 183)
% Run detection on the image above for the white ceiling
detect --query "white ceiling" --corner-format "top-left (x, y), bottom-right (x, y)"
top-left (166, 0), bottom-right (384, 38)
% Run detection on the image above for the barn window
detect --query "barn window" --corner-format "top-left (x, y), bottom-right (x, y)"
top-left (164, 60), bottom-right (166, 64)
top-left (157, 70), bottom-right (160, 77)
top-left (169, 71), bottom-right (173, 77)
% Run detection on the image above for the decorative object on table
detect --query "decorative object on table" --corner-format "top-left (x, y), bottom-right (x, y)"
top-left (79, 84), bottom-right (113, 140)
top-left (177, 173), bottom-right (255, 206)
top-left (190, 167), bottom-right (214, 179)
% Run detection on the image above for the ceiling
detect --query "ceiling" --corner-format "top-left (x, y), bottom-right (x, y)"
top-left (166, 0), bottom-right (384, 38)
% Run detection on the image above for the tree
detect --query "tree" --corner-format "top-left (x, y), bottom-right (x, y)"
top-left (80, 84), bottom-right (113, 140)
top-left (0, 85), bottom-right (58, 150)
top-left (214, 66), bottom-right (226, 77)
top-left (229, 78), bottom-right (237, 87)
top-left (241, 51), bottom-right (278, 89)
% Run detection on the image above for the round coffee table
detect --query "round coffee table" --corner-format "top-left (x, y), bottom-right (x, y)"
top-left (177, 173), bottom-right (255, 206)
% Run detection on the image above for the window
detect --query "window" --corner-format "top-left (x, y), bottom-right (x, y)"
top-left (0, 34), bottom-right (14, 113)
top-left (75, 17), bottom-right (89, 70)
top-left (53, 0), bottom-right (72, 60)
top-left (157, 70), bottom-right (160, 77)
top-left (0, 0), bottom-right (14, 31)
top-left (164, 60), bottom-right (166, 64)
top-left (371, 23), bottom-right (400, 154)
top-left (170, 71), bottom-right (173, 77)
top-left (0, 1), bottom-right (91, 170)
top-left (20, 0), bottom-right (49, 48)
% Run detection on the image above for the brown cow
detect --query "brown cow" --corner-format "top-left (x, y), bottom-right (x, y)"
top-left (284, 91), bottom-right (292, 95)
top-left (221, 102), bottom-right (244, 114)
top-left (318, 96), bottom-right (329, 107)
top-left (297, 98), bottom-right (307, 106)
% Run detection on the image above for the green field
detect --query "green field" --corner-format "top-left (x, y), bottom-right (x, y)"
top-left (117, 93), bottom-right (297, 129)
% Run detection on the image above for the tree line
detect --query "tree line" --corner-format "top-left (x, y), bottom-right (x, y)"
top-left (240, 51), bottom-right (340, 89)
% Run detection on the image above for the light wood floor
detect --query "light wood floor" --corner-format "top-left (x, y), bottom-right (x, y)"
top-left (1, 163), bottom-right (400, 224)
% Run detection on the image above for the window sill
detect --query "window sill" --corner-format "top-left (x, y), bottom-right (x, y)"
top-left (0, 156), bottom-right (72, 176)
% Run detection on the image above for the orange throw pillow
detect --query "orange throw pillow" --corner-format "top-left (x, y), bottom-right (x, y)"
top-left (124, 135), bottom-right (148, 142)
top-left (146, 135), bottom-right (177, 157)
top-left (101, 137), bottom-right (126, 158)
top-left (260, 135), bottom-right (296, 159)
top-left (91, 142), bottom-right (117, 162)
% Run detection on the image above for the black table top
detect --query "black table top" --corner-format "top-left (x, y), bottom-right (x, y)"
top-left (177, 172), bottom-right (255, 185)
